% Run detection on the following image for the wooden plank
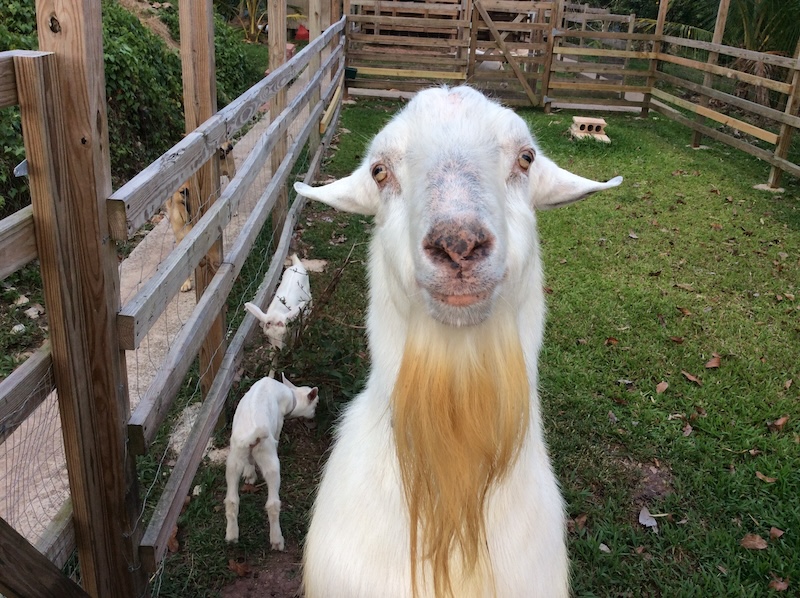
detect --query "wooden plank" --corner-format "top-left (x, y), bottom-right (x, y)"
top-left (349, 15), bottom-right (468, 27)
top-left (348, 51), bottom-right (467, 67)
top-left (0, 51), bottom-right (22, 108)
top-left (309, 0), bottom-right (323, 156)
top-left (180, 0), bottom-right (225, 402)
top-left (555, 46), bottom-right (656, 60)
top-left (355, 66), bottom-right (466, 79)
top-left (0, 342), bottom-right (53, 444)
top-left (128, 68), bottom-right (334, 453)
top-left (551, 29), bottom-right (654, 42)
top-left (349, 0), bottom-right (461, 10)
top-left (0, 517), bottom-right (88, 598)
top-left (662, 35), bottom-right (799, 70)
top-left (117, 46), bottom-right (342, 349)
top-left (692, 0), bottom-right (728, 151)
top-left (269, 0), bottom-right (288, 239)
top-left (545, 95), bottom-right (646, 107)
top-left (552, 62), bottom-right (647, 76)
top-left (34, 499), bottom-right (75, 570)
top-left (21, 7), bottom-right (146, 594)
top-left (139, 102), bottom-right (341, 573)
top-left (641, 0), bottom-right (668, 117)
top-left (768, 39), bottom-right (800, 187)
top-left (651, 101), bottom-right (778, 164)
top-left (651, 88), bottom-right (778, 144)
top-left (474, 0), bottom-right (538, 106)
top-left (658, 53), bottom-right (792, 95)
top-left (350, 33), bottom-right (469, 48)
top-left (106, 19), bottom-right (345, 240)
top-left (548, 81), bottom-right (649, 93)
top-left (541, 0), bottom-right (562, 111)
top-left (0, 206), bottom-right (38, 281)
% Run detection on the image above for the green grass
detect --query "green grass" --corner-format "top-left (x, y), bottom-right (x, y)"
top-left (151, 100), bottom-right (799, 597)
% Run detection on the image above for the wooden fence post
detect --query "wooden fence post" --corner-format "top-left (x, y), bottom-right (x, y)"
top-left (641, 0), bottom-right (669, 117)
top-left (310, 0), bottom-right (323, 156)
top-left (179, 0), bottom-right (226, 400)
top-left (691, 0), bottom-right (731, 147)
top-left (24, 3), bottom-right (147, 596)
top-left (542, 0), bottom-right (564, 112)
top-left (270, 0), bottom-right (289, 237)
top-left (767, 39), bottom-right (800, 189)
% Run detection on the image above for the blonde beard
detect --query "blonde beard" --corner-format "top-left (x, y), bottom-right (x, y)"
top-left (391, 312), bottom-right (531, 598)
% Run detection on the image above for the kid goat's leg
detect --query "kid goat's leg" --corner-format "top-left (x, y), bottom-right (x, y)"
top-left (251, 440), bottom-right (284, 550)
top-left (224, 444), bottom-right (249, 543)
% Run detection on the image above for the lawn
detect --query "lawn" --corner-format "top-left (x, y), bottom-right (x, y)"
top-left (150, 98), bottom-right (799, 597)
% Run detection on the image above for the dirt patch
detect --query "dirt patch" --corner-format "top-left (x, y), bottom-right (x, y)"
top-left (221, 545), bottom-right (303, 598)
top-left (622, 458), bottom-right (674, 506)
top-left (118, 0), bottom-right (179, 51)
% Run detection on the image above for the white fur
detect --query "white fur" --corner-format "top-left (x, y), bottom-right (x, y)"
top-left (245, 254), bottom-right (312, 350)
top-left (294, 86), bottom-right (622, 597)
top-left (224, 374), bottom-right (319, 549)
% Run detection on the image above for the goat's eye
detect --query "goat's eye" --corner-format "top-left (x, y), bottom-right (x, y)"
top-left (372, 163), bottom-right (388, 183)
top-left (518, 149), bottom-right (535, 170)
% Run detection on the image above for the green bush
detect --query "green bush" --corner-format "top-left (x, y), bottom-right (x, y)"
top-left (0, 1), bottom-right (266, 218)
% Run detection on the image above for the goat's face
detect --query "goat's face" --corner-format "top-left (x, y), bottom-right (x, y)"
top-left (296, 86), bottom-right (621, 326)
top-left (282, 374), bottom-right (320, 419)
top-left (262, 317), bottom-right (288, 350)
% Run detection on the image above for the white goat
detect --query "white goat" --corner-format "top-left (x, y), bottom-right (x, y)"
top-left (294, 86), bottom-right (622, 598)
top-left (244, 254), bottom-right (312, 350)
top-left (224, 374), bottom-right (319, 549)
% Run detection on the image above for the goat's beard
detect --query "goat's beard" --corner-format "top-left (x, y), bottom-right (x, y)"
top-left (391, 313), bottom-right (531, 598)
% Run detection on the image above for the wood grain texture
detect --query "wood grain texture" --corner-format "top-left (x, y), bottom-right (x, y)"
top-left (0, 342), bottom-right (53, 444)
top-left (0, 206), bottom-right (38, 281)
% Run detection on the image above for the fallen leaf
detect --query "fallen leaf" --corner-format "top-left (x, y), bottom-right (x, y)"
top-left (682, 422), bottom-right (693, 437)
top-left (629, 231), bottom-right (639, 239)
top-left (755, 471), bottom-right (777, 484)
top-left (705, 354), bottom-right (721, 369)
top-left (656, 381), bottom-right (669, 394)
top-left (604, 337), bottom-right (619, 346)
top-left (682, 370), bottom-right (703, 386)
top-left (599, 543), bottom-right (611, 553)
top-left (241, 483), bottom-right (259, 494)
top-left (767, 415), bottom-right (789, 433)
top-left (770, 527), bottom-right (785, 540)
top-left (785, 380), bottom-right (793, 390)
top-left (768, 575), bottom-right (789, 592)
top-left (676, 307), bottom-right (692, 316)
top-left (748, 448), bottom-right (762, 456)
top-left (608, 411), bottom-right (619, 424)
top-left (574, 513), bottom-right (588, 531)
top-left (167, 526), bottom-right (179, 553)
top-left (717, 565), bottom-right (728, 575)
top-left (740, 533), bottom-right (768, 550)
top-left (675, 283), bottom-right (694, 292)
top-left (635, 545), bottom-right (646, 555)
top-left (228, 559), bottom-right (252, 577)
top-left (670, 336), bottom-right (685, 344)
top-left (639, 507), bottom-right (658, 531)
top-left (711, 223), bottom-right (722, 230)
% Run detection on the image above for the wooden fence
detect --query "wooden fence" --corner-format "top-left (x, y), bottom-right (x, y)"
top-left (0, 0), bottom-right (344, 594)
top-left (341, 0), bottom-right (799, 186)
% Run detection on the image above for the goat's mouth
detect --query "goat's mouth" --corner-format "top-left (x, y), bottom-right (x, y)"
top-left (428, 290), bottom-right (491, 307)
top-left (421, 285), bottom-right (497, 327)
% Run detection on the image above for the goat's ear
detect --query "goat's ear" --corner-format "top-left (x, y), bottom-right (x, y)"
top-left (308, 387), bottom-right (319, 401)
top-left (294, 171), bottom-right (379, 215)
top-left (529, 155), bottom-right (622, 210)
top-left (281, 373), bottom-right (297, 389)
top-left (244, 302), bottom-right (268, 323)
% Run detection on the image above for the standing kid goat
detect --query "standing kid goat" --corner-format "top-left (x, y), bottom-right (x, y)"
top-left (224, 374), bottom-right (319, 550)
top-left (294, 86), bottom-right (622, 597)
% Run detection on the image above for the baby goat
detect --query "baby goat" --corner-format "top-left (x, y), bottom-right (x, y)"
top-left (224, 374), bottom-right (319, 549)
top-left (244, 254), bottom-right (312, 350)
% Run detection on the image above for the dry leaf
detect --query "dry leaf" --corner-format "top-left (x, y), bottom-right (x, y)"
top-left (608, 411), bottom-right (619, 424)
top-left (639, 507), bottom-right (658, 531)
top-left (711, 223), bottom-right (722, 231)
top-left (785, 380), bottom-right (793, 390)
top-left (755, 471), bottom-right (777, 484)
top-left (769, 527), bottom-right (785, 540)
top-left (675, 283), bottom-right (694, 292)
top-left (575, 513), bottom-right (587, 531)
top-left (740, 533), bottom-right (768, 550)
top-left (705, 354), bottom-right (721, 369)
top-left (605, 337), bottom-right (619, 346)
top-left (656, 381), bottom-right (669, 394)
top-left (670, 336), bottom-right (685, 344)
top-left (629, 231), bottom-right (639, 239)
top-left (748, 448), bottom-right (762, 456)
top-left (768, 415), bottom-right (789, 433)
top-left (682, 370), bottom-right (703, 386)
top-left (241, 483), bottom-right (259, 494)
top-left (768, 575), bottom-right (789, 592)
top-left (717, 565), bottom-right (728, 575)
top-left (599, 543), bottom-right (611, 553)
top-left (682, 422), bottom-right (693, 437)
top-left (676, 307), bottom-right (692, 316)
top-left (228, 559), bottom-right (252, 577)
top-left (167, 526), bottom-right (179, 553)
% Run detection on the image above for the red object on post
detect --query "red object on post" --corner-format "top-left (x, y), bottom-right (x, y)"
top-left (295, 24), bottom-right (309, 41)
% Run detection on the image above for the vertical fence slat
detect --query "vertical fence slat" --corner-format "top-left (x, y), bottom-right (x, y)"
top-left (180, 0), bottom-right (226, 400)
top-left (642, 0), bottom-right (669, 117)
top-left (23, 4), bottom-right (147, 595)
top-left (691, 0), bottom-right (731, 147)
top-left (767, 39), bottom-right (800, 189)
top-left (269, 0), bottom-right (289, 237)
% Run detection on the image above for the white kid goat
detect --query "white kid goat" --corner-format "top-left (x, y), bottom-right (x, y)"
top-left (244, 254), bottom-right (312, 350)
top-left (294, 86), bottom-right (622, 598)
top-left (224, 374), bottom-right (319, 549)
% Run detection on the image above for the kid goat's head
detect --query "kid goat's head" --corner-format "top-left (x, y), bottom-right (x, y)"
top-left (295, 86), bottom-right (621, 328)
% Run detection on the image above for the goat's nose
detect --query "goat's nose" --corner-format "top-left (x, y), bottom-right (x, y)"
top-left (423, 220), bottom-right (495, 269)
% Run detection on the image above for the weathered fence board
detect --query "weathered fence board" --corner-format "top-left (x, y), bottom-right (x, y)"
top-left (0, 342), bottom-right (53, 444)
top-left (0, 206), bottom-right (37, 281)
